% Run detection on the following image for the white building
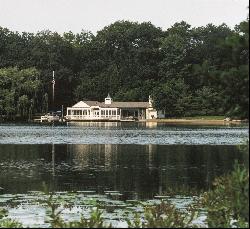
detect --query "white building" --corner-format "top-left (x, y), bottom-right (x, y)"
top-left (66, 95), bottom-right (164, 121)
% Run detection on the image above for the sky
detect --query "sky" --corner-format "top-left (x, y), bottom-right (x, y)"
top-left (0, 0), bottom-right (249, 34)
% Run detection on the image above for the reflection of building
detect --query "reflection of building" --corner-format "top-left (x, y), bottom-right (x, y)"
top-left (66, 144), bottom-right (160, 197)
top-left (67, 121), bottom-right (119, 128)
top-left (66, 95), bottom-right (164, 121)
top-left (146, 121), bottom-right (158, 128)
top-left (147, 144), bottom-right (157, 168)
top-left (67, 145), bottom-right (104, 168)
top-left (0, 144), bottom-right (240, 197)
top-left (104, 144), bottom-right (118, 170)
top-left (67, 144), bottom-right (119, 170)
top-left (65, 144), bottom-right (231, 199)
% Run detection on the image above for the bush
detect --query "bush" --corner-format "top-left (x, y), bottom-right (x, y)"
top-left (127, 201), bottom-right (198, 228)
top-left (200, 143), bottom-right (249, 228)
top-left (0, 208), bottom-right (23, 228)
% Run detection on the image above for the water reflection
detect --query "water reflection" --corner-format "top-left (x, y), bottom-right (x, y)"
top-left (68, 121), bottom-right (120, 128)
top-left (0, 144), bottom-right (243, 199)
top-left (68, 121), bottom-right (160, 129)
top-left (67, 121), bottom-right (246, 128)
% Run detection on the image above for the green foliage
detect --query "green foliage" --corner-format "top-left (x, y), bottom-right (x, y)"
top-left (0, 208), bottom-right (8, 220)
top-left (17, 95), bottom-right (29, 118)
top-left (160, 184), bottom-right (203, 197)
top-left (0, 17), bottom-right (249, 120)
top-left (63, 208), bottom-right (110, 228)
top-left (127, 201), bottom-right (197, 228)
top-left (200, 143), bottom-right (249, 228)
top-left (158, 21), bottom-right (192, 80)
top-left (41, 191), bottom-right (110, 228)
top-left (0, 208), bottom-right (23, 228)
top-left (0, 219), bottom-right (23, 228)
top-left (0, 201), bottom-right (198, 228)
top-left (192, 87), bottom-right (221, 116)
top-left (152, 78), bottom-right (192, 117)
top-left (0, 67), bottom-right (42, 120)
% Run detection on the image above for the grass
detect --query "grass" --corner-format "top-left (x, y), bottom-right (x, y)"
top-left (180, 116), bottom-right (225, 120)
top-left (142, 115), bottom-right (249, 125)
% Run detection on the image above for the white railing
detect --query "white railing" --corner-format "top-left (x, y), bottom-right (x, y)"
top-left (65, 115), bottom-right (121, 121)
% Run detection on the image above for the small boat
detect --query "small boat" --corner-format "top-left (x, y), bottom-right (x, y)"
top-left (40, 112), bottom-right (60, 123)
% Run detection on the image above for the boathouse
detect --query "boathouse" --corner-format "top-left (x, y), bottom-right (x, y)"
top-left (66, 95), bottom-right (164, 121)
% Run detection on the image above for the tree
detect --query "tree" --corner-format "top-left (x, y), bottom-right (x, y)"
top-left (17, 95), bottom-right (29, 118)
top-left (0, 67), bottom-right (42, 120)
top-left (193, 86), bottom-right (221, 116)
top-left (0, 17), bottom-right (248, 120)
top-left (158, 21), bottom-right (193, 81)
top-left (152, 79), bottom-right (192, 117)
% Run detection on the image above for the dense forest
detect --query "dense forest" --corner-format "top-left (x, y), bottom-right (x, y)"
top-left (0, 17), bottom-right (249, 120)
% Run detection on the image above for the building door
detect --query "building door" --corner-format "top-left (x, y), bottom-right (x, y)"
top-left (93, 109), bottom-right (100, 117)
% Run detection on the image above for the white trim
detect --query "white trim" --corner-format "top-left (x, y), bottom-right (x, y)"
top-left (72, 101), bottom-right (90, 108)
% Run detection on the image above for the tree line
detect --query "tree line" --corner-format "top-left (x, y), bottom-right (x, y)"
top-left (0, 18), bottom-right (249, 120)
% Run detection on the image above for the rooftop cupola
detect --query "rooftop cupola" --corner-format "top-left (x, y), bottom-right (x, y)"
top-left (149, 95), bottom-right (153, 107)
top-left (105, 94), bottom-right (113, 105)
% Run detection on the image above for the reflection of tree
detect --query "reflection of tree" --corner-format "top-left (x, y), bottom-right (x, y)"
top-left (65, 144), bottom-right (244, 198)
top-left (0, 144), bottom-right (51, 193)
top-left (52, 144), bottom-right (55, 177)
top-left (0, 144), bottom-right (243, 198)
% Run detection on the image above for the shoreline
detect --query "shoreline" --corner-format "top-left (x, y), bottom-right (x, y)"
top-left (0, 118), bottom-right (249, 126)
top-left (140, 118), bottom-right (249, 126)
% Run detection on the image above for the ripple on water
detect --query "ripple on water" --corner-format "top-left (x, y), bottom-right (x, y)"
top-left (0, 124), bottom-right (248, 145)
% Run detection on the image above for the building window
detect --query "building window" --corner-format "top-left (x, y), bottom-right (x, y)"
top-left (109, 110), bottom-right (111, 116)
top-left (112, 110), bottom-right (116, 115)
top-left (106, 110), bottom-right (109, 116)
top-left (101, 110), bottom-right (105, 116)
top-left (117, 109), bottom-right (120, 115)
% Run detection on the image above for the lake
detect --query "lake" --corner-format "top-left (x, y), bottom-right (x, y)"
top-left (0, 122), bottom-right (248, 145)
top-left (0, 122), bottom-right (249, 227)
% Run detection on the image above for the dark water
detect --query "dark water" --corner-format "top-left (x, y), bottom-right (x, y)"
top-left (0, 122), bottom-right (248, 196)
top-left (0, 122), bottom-right (248, 227)
top-left (0, 144), bottom-right (245, 198)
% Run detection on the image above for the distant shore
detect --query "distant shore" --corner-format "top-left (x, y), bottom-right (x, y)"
top-left (140, 118), bottom-right (249, 126)
top-left (0, 116), bottom-right (249, 126)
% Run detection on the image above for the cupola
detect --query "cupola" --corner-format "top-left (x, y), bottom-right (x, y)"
top-left (149, 95), bottom-right (153, 107)
top-left (105, 94), bottom-right (113, 105)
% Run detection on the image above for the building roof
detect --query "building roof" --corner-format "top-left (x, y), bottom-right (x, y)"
top-left (99, 102), bottom-right (149, 108)
top-left (84, 101), bottom-right (101, 107)
top-left (72, 101), bottom-right (150, 109)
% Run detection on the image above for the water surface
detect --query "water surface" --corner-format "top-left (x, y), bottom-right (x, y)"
top-left (0, 122), bottom-right (248, 145)
top-left (0, 122), bottom-right (248, 227)
top-left (0, 144), bottom-right (244, 196)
